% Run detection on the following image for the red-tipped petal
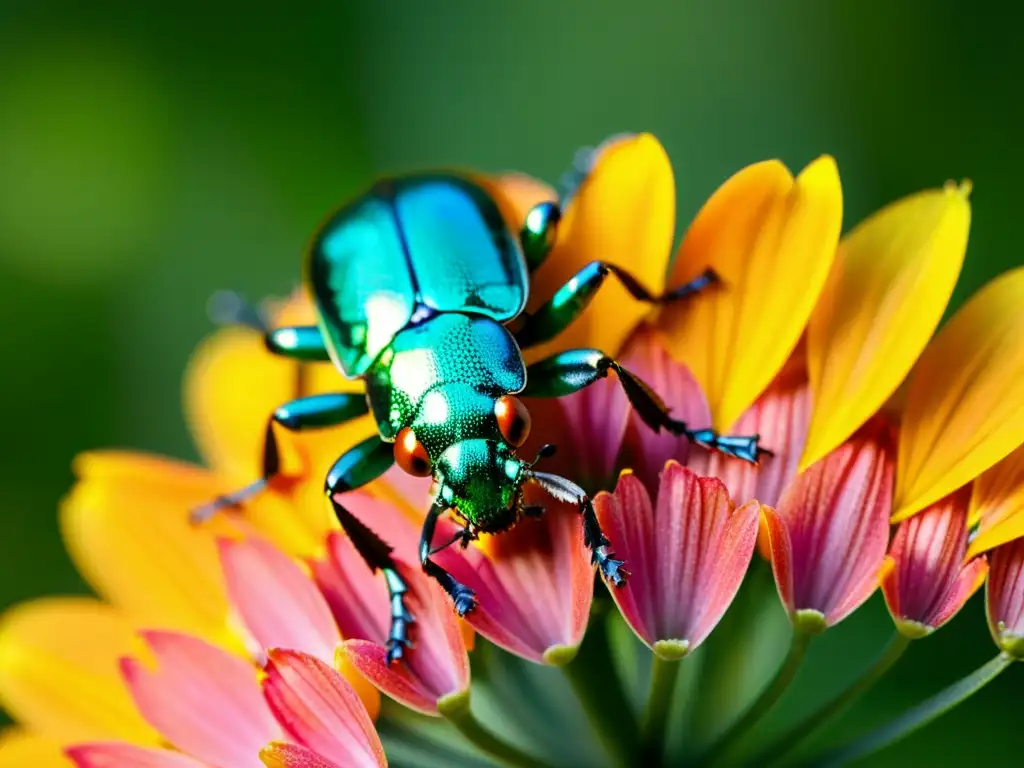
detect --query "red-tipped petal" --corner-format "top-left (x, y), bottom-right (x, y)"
top-left (315, 502), bottom-right (470, 714)
top-left (218, 537), bottom-right (340, 663)
top-left (765, 421), bottom-right (894, 627)
top-left (432, 487), bottom-right (593, 664)
top-left (120, 631), bottom-right (278, 768)
top-left (67, 743), bottom-right (207, 768)
top-left (262, 650), bottom-right (385, 768)
top-left (880, 488), bottom-right (987, 636)
top-left (693, 356), bottom-right (812, 510)
top-left (986, 539), bottom-right (1024, 658)
top-left (594, 464), bottom-right (759, 654)
top-left (260, 741), bottom-right (343, 768)
top-left (340, 565), bottom-right (470, 714)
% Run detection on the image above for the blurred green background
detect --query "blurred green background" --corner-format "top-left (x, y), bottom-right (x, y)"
top-left (1, 1), bottom-right (1021, 764)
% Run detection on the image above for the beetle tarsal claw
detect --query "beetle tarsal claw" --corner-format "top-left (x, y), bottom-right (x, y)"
top-left (451, 584), bottom-right (477, 617)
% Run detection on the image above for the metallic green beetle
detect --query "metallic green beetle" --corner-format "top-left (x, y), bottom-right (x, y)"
top-left (196, 157), bottom-right (765, 664)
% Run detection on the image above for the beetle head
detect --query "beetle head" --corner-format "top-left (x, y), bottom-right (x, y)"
top-left (434, 438), bottom-right (526, 532)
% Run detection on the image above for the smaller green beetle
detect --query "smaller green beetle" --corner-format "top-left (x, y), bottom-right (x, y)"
top-left (196, 146), bottom-right (766, 664)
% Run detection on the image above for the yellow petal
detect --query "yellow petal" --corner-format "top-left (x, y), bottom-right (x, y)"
top-left (0, 730), bottom-right (70, 767)
top-left (894, 266), bottom-right (1024, 521)
top-left (966, 442), bottom-right (1024, 558)
top-left (0, 598), bottom-right (159, 744)
top-left (184, 300), bottom-right (370, 482)
top-left (61, 452), bottom-right (239, 641)
top-left (184, 292), bottom-right (377, 551)
top-left (801, 181), bottom-right (971, 470)
top-left (657, 156), bottom-right (842, 432)
top-left (525, 133), bottom-right (675, 361)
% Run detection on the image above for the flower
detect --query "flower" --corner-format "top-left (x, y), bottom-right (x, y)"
top-left (881, 487), bottom-right (989, 638)
top-left (78, 639), bottom-right (386, 768)
top-left (3, 133), bottom-right (1024, 768)
top-left (760, 419), bottom-right (895, 633)
top-left (593, 462), bottom-right (760, 658)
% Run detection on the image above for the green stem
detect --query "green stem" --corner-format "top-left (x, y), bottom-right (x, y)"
top-left (437, 689), bottom-right (553, 768)
top-left (640, 650), bottom-right (685, 763)
top-left (811, 653), bottom-right (1015, 767)
top-left (758, 633), bottom-right (912, 766)
top-left (556, 619), bottom-right (639, 768)
top-left (561, 658), bottom-right (637, 768)
top-left (699, 628), bottom-right (812, 766)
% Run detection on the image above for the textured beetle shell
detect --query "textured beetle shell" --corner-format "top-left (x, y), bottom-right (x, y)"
top-left (365, 313), bottom-right (526, 456)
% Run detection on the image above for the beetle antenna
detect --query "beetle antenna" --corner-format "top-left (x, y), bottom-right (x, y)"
top-left (207, 290), bottom-right (268, 332)
top-left (529, 443), bottom-right (557, 467)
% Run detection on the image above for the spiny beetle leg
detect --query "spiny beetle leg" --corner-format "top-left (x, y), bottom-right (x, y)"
top-left (581, 497), bottom-right (630, 587)
top-left (523, 349), bottom-right (767, 465)
top-left (190, 392), bottom-right (370, 524)
top-left (515, 261), bottom-right (719, 349)
top-left (323, 435), bottom-right (415, 666)
top-left (530, 471), bottom-right (630, 588)
top-left (383, 567), bottom-right (414, 665)
top-left (420, 502), bottom-right (477, 617)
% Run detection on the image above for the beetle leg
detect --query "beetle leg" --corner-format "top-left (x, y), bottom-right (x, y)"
top-left (207, 290), bottom-right (333, 363)
top-left (420, 502), bottom-right (477, 617)
top-left (523, 349), bottom-right (769, 464)
top-left (514, 261), bottom-right (718, 349)
top-left (520, 202), bottom-right (561, 271)
top-left (529, 471), bottom-right (629, 587)
top-left (264, 325), bottom-right (333, 362)
top-left (191, 392), bottom-right (369, 524)
top-left (323, 435), bottom-right (417, 666)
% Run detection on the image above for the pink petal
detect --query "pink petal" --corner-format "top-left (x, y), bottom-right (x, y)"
top-left (432, 484), bottom-right (594, 663)
top-left (369, 464), bottom-right (434, 514)
top-left (617, 326), bottom-right (713, 492)
top-left (881, 487), bottom-right (988, 634)
top-left (338, 561), bottom-right (470, 714)
top-left (314, 498), bottom-right (469, 713)
top-left (520, 365), bottom-right (630, 493)
top-left (219, 537), bottom-right (340, 663)
top-left (260, 742), bottom-right (342, 768)
top-left (262, 650), bottom-right (386, 768)
top-left (120, 631), bottom-right (278, 768)
top-left (764, 419), bottom-right (894, 627)
top-left (594, 463), bottom-right (759, 654)
top-left (986, 538), bottom-right (1024, 656)
top-left (67, 743), bottom-right (208, 768)
top-left (692, 358), bottom-right (812, 509)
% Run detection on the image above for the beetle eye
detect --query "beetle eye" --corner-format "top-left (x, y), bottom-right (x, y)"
top-left (395, 427), bottom-right (432, 476)
top-left (495, 395), bottom-right (531, 447)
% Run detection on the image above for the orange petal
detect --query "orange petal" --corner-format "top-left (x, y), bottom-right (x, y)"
top-left (966, 442), bottom-right (1024, 558)
top-left (0, 730), bottom-right (70, 767)
top-left (0, 598), bottom-right (159, 744)
top-left (476, 172), bottom-right (557, 232)
top-left (60, 452), bottom-right (237, 642)
top-left (658, 156), bottom-right (842, 433)
top-left (525, 133), bottom-right (675, 361)
top-left (894, 266), bottom-right (1024, 521)
top-left (802, 182), bottom-right (971, 470)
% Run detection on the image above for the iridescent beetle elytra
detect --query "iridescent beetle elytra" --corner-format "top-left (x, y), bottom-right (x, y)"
top-left (195, 154), bottom-right (766, 664)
